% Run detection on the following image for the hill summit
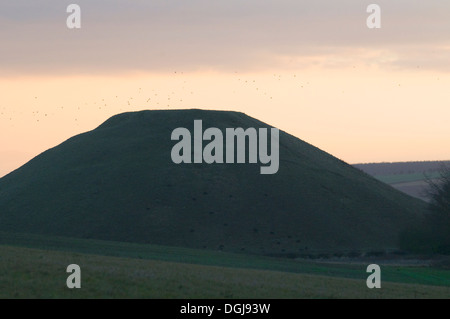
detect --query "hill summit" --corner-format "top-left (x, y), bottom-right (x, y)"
top-left (0, 110), bottom-right (426, 255)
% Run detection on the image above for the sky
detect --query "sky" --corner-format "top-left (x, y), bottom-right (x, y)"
top-left (1, 1), bottom-right (450, 177)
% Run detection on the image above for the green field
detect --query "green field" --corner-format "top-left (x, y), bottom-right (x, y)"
top-left (373, 172), bottom-right (441, 201)
top-left (1, 232), bottom-right (449, 298)
top-left (375, 172), bottom-right (440, 185)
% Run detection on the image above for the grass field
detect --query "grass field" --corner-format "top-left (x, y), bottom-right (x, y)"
top-left (1, 232), bottom-right (449, 298)
top-left (374, 172), bottom-right (441, 201)
top-left (375, 172), bottom-right (440, 185)
top-left (1, 244), bottom-right (449, 298)
top-left (2, 231), bottom-right (450, 286)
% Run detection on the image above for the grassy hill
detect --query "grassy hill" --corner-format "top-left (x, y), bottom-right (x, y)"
top-left (0, 110), bottom-right (427, 255)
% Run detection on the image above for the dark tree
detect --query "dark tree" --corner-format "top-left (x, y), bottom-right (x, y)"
top-left (426, 165), bottom-right (450, 217)
top-left (425, 165), bottom-right (450, 254)
top-left (400, 165), bottom-right (450, 255)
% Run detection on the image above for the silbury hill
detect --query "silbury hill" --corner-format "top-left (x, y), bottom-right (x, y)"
top-left (0, 110), bottom-right (427, 256)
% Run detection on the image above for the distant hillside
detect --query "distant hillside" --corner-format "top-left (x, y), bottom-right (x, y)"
top-left (0, 110), bottom-right (427, 256)
top-left (354, 161), bottom-right (450, 176)
top-left (354, 161), bottom-right (450, 202)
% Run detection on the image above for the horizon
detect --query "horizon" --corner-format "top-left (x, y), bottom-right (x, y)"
top-left (1, 1), bottom-right (450, 177)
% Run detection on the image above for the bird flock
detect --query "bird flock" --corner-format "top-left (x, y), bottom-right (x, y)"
top-left (1, 71), bottom-right (317, 128)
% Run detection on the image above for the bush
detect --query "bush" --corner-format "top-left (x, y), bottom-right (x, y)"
top-left (399, 224), bottom-right (439, 254)
top-left (347, 251), bottom-right (361, 258)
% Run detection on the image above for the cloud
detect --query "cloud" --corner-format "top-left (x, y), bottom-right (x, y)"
top-left (1, 0), bottom-right (450, 75)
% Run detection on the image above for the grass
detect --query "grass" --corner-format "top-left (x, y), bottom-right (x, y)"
top-left (1, 231), bottom-right (450, 289)
top-left (1, 244), bottom-right (449, 298)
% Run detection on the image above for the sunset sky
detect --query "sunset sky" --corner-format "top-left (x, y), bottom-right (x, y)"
top-left (1, 1), bottom-right (449, 177)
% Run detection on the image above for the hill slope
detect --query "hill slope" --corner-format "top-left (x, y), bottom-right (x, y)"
top-left (0, 110), bottom-right (427, 255)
